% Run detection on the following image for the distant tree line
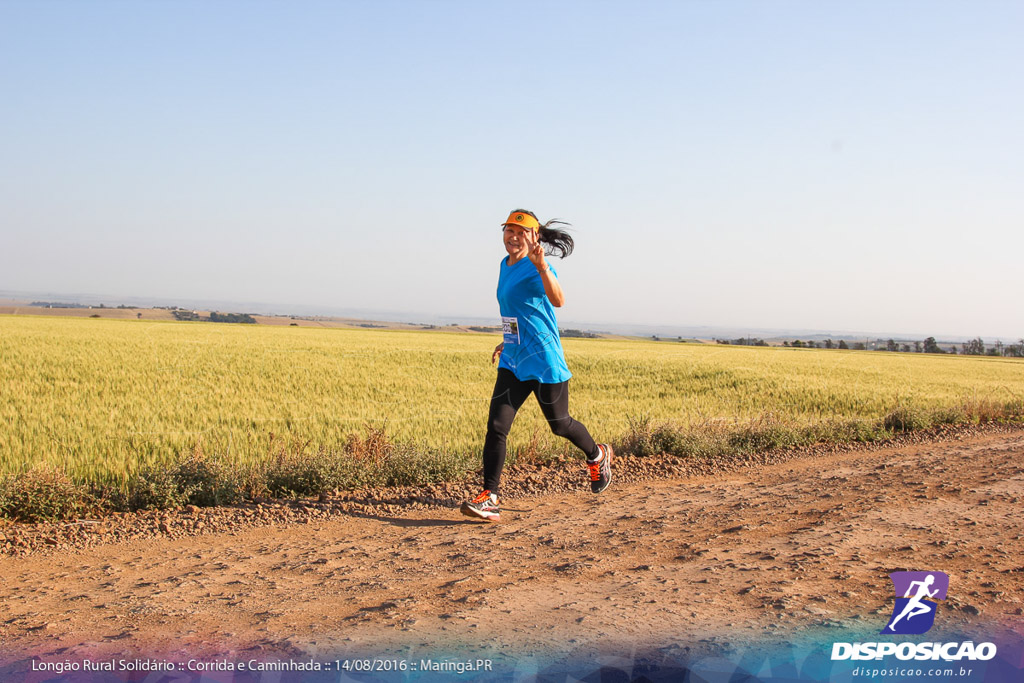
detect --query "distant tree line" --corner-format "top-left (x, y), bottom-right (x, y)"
top-left (780, 336), bottom-right (1024, 357)
top-left (170, 310), bottom-right (256, 323)
top-left (30, 301), bottom-right (90, 309)
top-left (209, 311), bottom-right (256, 324)
top-left (785, 339), bottom-right (851, 349)
top-left (717, 337), bottom-right (768, 346)
top-left (31, 301), bottom-right (141, 309)
top-left (561, 329), bottom-right (600, 339)
top-left (957, 338), bottom-right (1024, 357)
top-left (873, 336), bottom-right (1024, 357)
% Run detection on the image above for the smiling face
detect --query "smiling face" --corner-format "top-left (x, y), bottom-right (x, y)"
top-left (502, 223), bottom-right (534, 262)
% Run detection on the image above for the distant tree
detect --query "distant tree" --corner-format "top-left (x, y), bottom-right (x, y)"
top-left (838, 340), bottom-right (849, 349)
top-left (914, 341), bottom-right (922, 353)
top-left (923, 337), bottom-right (942, 354)
top-left (886, 339), bottom-right (897, 352)
top-left (901, 343), bottom-right (911, 353)
top-left (792, 340), bottom-right (804, 348)
top-left (961, 337), bottom-right (985, 355)
top-left (853, 342), bottom-right (866, 351)
top-left (136, 312), bottom-right (142, 319)
top-left (783, 341), bottom-right (790, 347)
top-left (824, 339), bottom-right (834, 349)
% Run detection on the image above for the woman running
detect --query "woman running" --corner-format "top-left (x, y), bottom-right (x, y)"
top-left (461, 209), bottom-right (613, 522)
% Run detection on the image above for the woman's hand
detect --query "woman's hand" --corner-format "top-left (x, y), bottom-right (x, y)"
top-left (525, 231), bottom-right (547, 272)
top-left (524, 231), bottom-right (565, 306)
top-left (492, 342), bottom-right (504, 365)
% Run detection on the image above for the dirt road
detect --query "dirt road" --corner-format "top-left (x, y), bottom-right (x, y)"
top-left (2, 427), bottom-right (1023, 678)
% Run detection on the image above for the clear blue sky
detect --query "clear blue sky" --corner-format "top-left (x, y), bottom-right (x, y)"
top-left (2, 1), bottom-right (1021, 339)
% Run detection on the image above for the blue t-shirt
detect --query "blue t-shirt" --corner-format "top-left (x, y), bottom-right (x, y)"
top-left (496, 256), bottom-right (572, 384)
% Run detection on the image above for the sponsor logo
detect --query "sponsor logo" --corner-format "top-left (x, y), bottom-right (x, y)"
top-left (883, 571), bottom-right (948, 635)
top-left (830, 570), bottom-right (997, 662)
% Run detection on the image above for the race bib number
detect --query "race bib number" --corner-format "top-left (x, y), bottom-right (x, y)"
top-left (502, 316), bottom-right (520, 345)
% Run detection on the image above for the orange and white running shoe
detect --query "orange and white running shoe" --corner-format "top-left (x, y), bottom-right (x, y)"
top-left (587, 444), bottom-right (613, 493)
top-left (460, 490), bottom-right (500, 522)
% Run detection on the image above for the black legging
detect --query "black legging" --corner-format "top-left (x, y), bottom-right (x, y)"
top-left (483, 367), bottom-right (598, 493)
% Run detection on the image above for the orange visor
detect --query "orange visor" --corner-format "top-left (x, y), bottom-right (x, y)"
top-left (501, 211), bottom-right (540, 231)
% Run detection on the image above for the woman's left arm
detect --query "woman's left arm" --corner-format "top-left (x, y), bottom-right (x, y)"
top-left (526, 234), bottom-right (565, 307)
top-left (536, 264), bottom-right (565, 307)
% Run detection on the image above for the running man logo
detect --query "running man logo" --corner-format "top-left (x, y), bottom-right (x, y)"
top-left (882, 571), bottom-right (949, 635)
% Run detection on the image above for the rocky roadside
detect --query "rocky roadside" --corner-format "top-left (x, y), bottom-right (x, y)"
top-left (2, 421), bottom-right (1021, 557)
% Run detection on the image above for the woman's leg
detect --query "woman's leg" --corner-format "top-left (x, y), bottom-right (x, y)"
top-left (535, 381), bottom-right (599, 459)
top-left (482, 368), bottom-right (535, 493)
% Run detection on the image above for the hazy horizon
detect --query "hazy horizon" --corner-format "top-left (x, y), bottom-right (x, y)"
top-left (3, 2), bottom-right (1021, 340)
top-left (2, 287), bottom-right (1017, 345)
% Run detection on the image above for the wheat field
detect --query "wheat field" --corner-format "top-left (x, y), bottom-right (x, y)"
top-left (3, 315), bottom-right (1023, 485)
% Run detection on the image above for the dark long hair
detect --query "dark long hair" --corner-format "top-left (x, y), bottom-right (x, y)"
top-left (511, 208), bottom-right (574, 259)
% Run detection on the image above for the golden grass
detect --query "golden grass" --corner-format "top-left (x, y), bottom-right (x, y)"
top-left (3, 314), bottom-right (1023, 487)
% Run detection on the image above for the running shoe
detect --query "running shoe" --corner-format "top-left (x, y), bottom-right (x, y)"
top-left (460, 490), bottom-right (500, 522)
top-left (587, 444), bottom-right (613, 493)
